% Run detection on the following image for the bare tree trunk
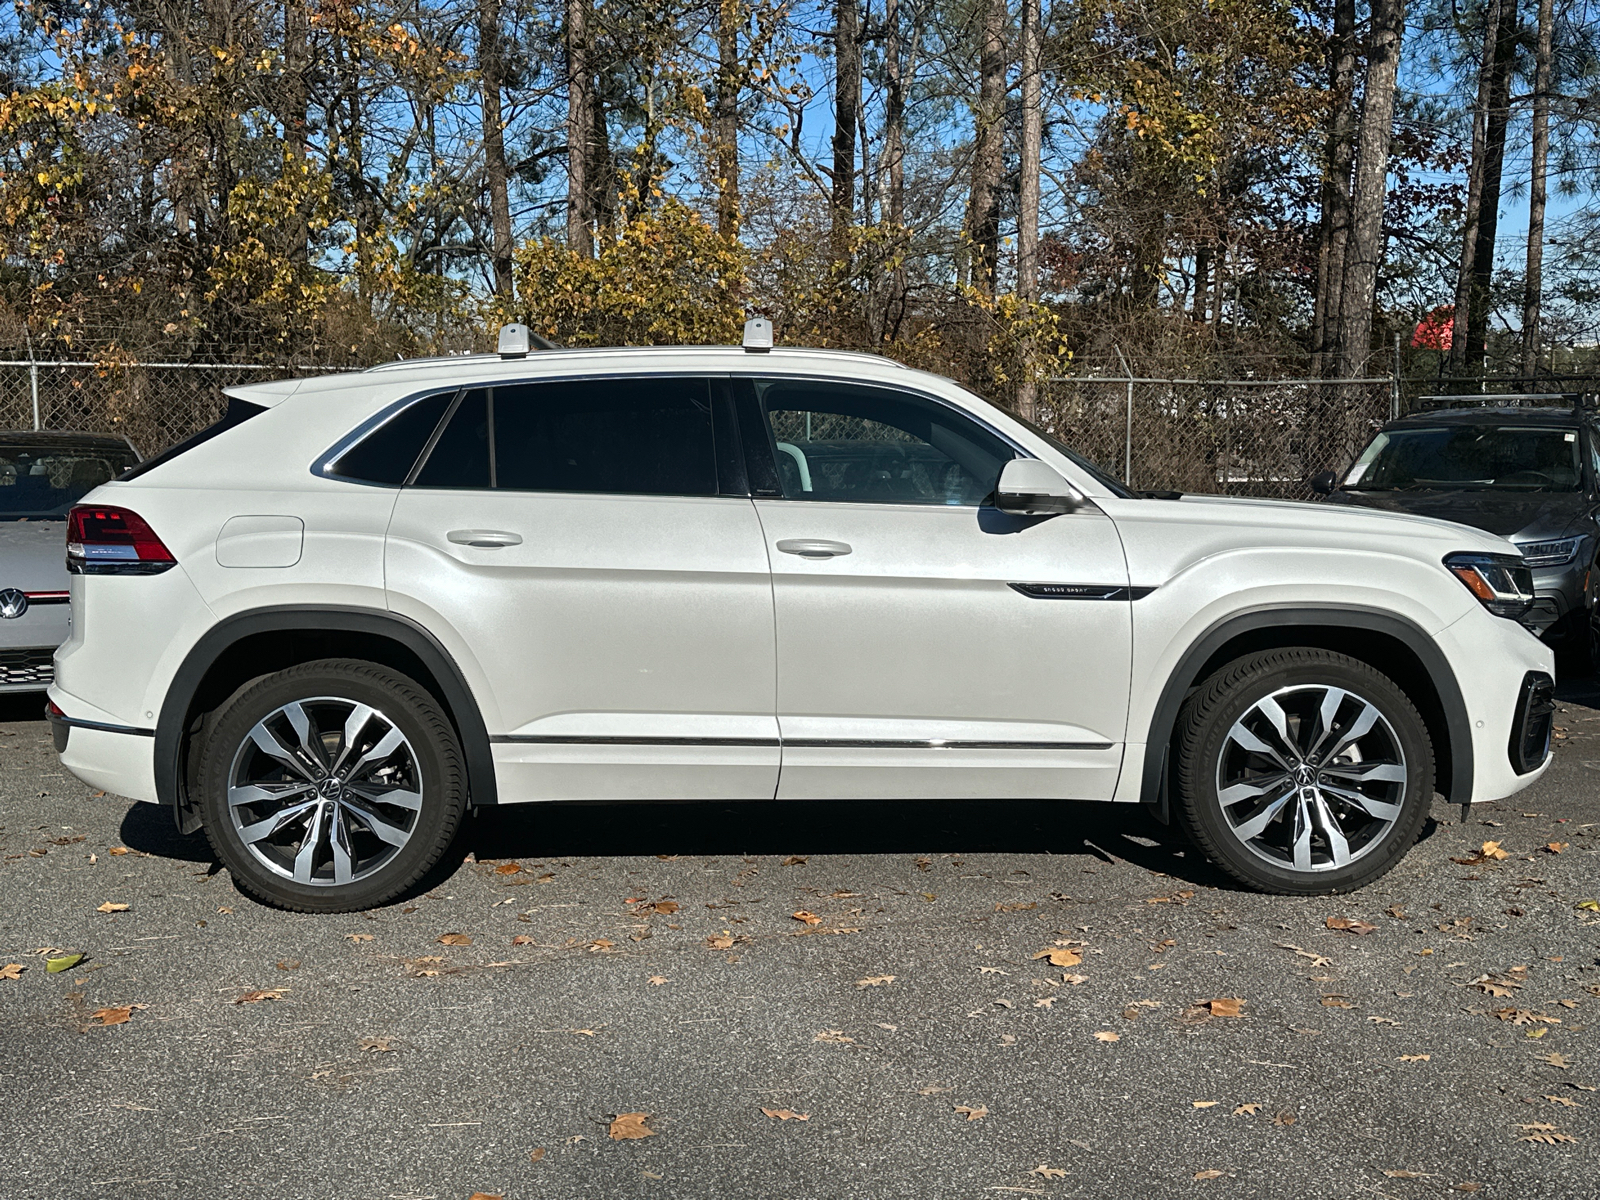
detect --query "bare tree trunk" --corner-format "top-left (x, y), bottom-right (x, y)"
top-left (831, 0), bottom-right (861, 261)
top-left (1450, 0), bottom-right (1506, 370)
top-left (1192, 243), bottom-right (1211, 321)
top-left (566, 0), bottom-right (593, 256)
top-left (1464, 0), bottom-right (1519, 374)
top-left (966, 0), bottom-right (1006, 294)
top-left (1522, 0), bottom-right (1553, 375)
top-left (480, 0), bottom-right (515, 299)
top-left (1334, 0), bottom-right (1405, 378)
top-left (1015, 0), bottom-right (1042, 421)
top-left (882, 0), bottom-right (905, 233)
top-left (715, 0), bottom-right (741, 238)
top-left (282, 0), bottom-right (310, 264)
top-left (1310, 0), bottom-right (1357, 375)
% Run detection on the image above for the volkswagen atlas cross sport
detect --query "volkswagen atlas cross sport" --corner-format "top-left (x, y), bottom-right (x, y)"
top-left (46, 322), bottom-right (1556, 912)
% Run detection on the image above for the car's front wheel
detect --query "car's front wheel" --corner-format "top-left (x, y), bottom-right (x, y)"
top-left (1174, 648), bottom-right (1434, 894)
top-left (197, 659), bottom-right (466, 913)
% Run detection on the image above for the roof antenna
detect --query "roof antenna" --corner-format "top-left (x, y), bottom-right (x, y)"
top-left (743, 316), bottom-right (774, 353)
top-left (498, 324), bottom-right (560, 358)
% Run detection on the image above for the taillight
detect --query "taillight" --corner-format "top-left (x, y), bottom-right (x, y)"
top-left (66, 505), bottom-right (177, 575)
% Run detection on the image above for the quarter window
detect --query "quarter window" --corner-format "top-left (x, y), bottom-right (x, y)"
top-left (329, 391), bottom-right (453, 485)
top-left (753, 379), bottom-right (1014, 506)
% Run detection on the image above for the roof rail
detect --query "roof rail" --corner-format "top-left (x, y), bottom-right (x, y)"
top-left (1414, 392), bottom-right (1595, 412)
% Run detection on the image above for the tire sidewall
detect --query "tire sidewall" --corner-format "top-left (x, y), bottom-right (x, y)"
top-left (1179, 654), bottom-right (1434, 895)
top-left (198, 662), bottom-right (464, 912)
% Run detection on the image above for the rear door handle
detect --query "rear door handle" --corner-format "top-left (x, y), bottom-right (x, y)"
top-left (776, 538), bottom-right (852, 559)
top-left (447, 529), bottom-right (523, 548)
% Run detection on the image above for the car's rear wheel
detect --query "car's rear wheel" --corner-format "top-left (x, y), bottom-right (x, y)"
top-left (197, 659), bottom-right (466, 913)
top-left (1174, 648), bottom-right (1434, 895)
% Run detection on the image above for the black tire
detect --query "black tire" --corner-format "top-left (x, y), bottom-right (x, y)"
top-left (1174, 648), bottom-right (1434, 895)
top-left (197, 659), bottom-right (466, 913)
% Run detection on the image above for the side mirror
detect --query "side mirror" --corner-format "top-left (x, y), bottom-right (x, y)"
top-left (994, 459), bottom-right (1082, 516)
top-left (1309, 469), bottom-right (1338, 496)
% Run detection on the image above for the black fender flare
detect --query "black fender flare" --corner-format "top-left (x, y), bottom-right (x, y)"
top-left (1138, 605), bottom-right (1473, 812)
top-left (155, 605), bottom-right (498, 821)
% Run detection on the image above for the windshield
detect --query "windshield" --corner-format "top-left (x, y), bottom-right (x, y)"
top-left (1344, 425), bottom-right (1584, 492)
top-left (0, 440), bottom-right (139, 518)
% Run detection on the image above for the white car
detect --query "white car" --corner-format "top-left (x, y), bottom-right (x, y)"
top-left (47, 323), bottom-right (1556, 912)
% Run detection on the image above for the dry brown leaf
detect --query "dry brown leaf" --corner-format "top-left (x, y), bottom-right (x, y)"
top-left (1545, 842), bottom-right (1568, 854)
top-left (90, 1005), bottom-right (139, 1026)
top-left (359, 1037), bottom-right (395, 1052)
top-left (1326, 916), bottom-right (1376, 935)
top-left (761, 1107), bottom-right (810, 1121)
top-left (1062, 973), bottom-right (1089, 986)
top-left (1516, 1123), bottom-right (1577, 1144)
top-left (108, 846), bottom-right (130, 856)
top-left (791, 910), bottom-right (822, 925)
top-left (438, 932), bottom-right (472, 946)
top-left (1030, 1165), bottom-right (1068, 1179)
top-left (1036, 997), bottom-right (1056, 1009)
top-left (1193, 1170), bottom-right (1224, 1181)
top-left (1481, 840), bottom-right (1509, 860)
top-left (96, 902), bottom-right (128, 913)
top-left (345, 933), bottom-right (374, 943)
top-left (782, 855), bottom-right (808, 865)
top-left (1032, 947), bottom-right (1082, 967)
top-left (1545, 1095), bottom-right (1581, 1107)
top-left (1321, 995), bottom-right (1354, 1009)
top-left (588, 939), bottom-right (615, 952)
top-left (1272, 1112), bottom-right (1297, 1126)
top-left (494, 862), bottom-right (521, 874)
top-left (1206, 998), bottom-right (1243, 1018)
top-left (529, 1148), bottom-right (546, 1163)
top-left (0, 963), bottom-right (24, 980)
top-left (856, 975), bottom-right (895, 987)
top-left (1383, 1170), bottom-right (1426, 1179)
top-left (1233, 1104), bottom-right (1261, 1116)
top-left (608, 1113), bottom-right (653, 1140)
top-left (1540, 1053), bottom-right (1572, 1069)
top-left (1192, 1101), bottom-right (1219, 1109)
top-left (511, 935), bottom-right (536, 946)
top-left (1398, 1054), bottom-right (1431, 1062)
top-left (1493, 1008), bottom-right (1561, 1026)
top-left (814, 1029), bottom-right (855, 1044)
top-left (706, 932), bottom-right (735, 950)
top-left (235, 988), bottom-right (285, 1004)
top-left (648, 975), bottom-right (669, 986)
top-left (1094, 1031), bottom-right (1120, 1043)
top-left (953, 1104), bottom-right (988, 1121)
top-left (466, 1193), bottom-right (502, 1200)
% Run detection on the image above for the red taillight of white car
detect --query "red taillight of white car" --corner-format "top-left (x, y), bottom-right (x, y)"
top-left (66, 505), bottom-right (177, 575)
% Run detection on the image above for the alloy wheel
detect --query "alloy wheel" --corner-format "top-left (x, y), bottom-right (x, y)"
top-left (226, 696), bottom-right (424, 886)
top-left (1215, 684), bottom-right (1408, 874)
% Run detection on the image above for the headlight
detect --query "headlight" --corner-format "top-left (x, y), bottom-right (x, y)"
top-left (1514, 536), bottom-right (1582, 567)
top-left (1444, 552), bottom-right (1534, 619)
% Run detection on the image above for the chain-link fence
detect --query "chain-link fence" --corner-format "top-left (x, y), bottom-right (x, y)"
top-left (1041, 376), bottom-right (1398, 499)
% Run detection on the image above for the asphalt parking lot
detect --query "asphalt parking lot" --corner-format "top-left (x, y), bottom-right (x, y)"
top-left (1, 688), bottom-right (1596, 1200)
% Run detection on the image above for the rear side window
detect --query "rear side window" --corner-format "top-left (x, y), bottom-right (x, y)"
top-left (410, 377), bottom-right (717, 496)
top-left (328, 392), bottom-right (453, 485)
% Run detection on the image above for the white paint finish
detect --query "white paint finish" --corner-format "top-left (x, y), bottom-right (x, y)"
top-left (58, 725), bottom-right (157, 802)
top-left (216, 515), bottom-right (305, 568)
top-left (491, 742), bottom-right (778, 801)
top-left (753, 500), bottom-right (1132, 800)
top-left (386, 489), bottom-right (779, 800)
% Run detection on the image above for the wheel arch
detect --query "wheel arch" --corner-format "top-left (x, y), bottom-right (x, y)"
top-left (1140, 607), bottom-right (1471, 816)
top-left (156, 606), bottom-right (497, 832)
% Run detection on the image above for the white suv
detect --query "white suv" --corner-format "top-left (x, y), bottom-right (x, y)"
top-left (47, 325), bottom-right (1556, 911)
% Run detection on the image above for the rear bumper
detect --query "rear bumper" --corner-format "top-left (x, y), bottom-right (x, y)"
top-left (46, 688), bottom-right (158, 802)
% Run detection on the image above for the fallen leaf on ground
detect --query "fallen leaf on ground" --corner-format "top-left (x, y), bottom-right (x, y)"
top-left (588, 939), bottom-right (615, 952)
top-left (345, 933), bottom-right (374, 943)
top-left (234, 989), bottom-right (285, 1004)
top-left (1192, 1101), bottom-right (1219, 1108)
top-left (1482, 840), bottom-right (1509, 859)
top-left (1545, 1095), bottom-right (1581, 1107)
top-left (46, 954), bottom-right (83, 973)
top-left (1321, 995), bottom-right (1354, 1009)
top-left (761, 1107), bottom-right (809, 1121)
top-left (1272, 1112), bottom-right (1297, 1126)
top-left (1094, 1031), bottom-right (1120, 1043)
top-left (1193, 1170), bottom-right (1224, 1180)
top-left (977, 966), bottom-right (1007, 975)
top-left (494, 862), bottom-right (521, 874)
top-left (0, 963), bottom-right (25, 979)
top-left (1326, 916), bottom-right (1376, 935)
top-left (856, 975), bottom-right (894, 987)
top-left (1544, 842), bottom-right (1567, 854)
top-left (1206, 998), bottom-right (1243, 1018)
top-left (1032, 947), bottom-right (1082, 967)
top-left (466, 1193), bottom-right (502, 1200)
top-left (1453, 1183), bottom-right (1482, 1193)
top-left (814, 1029), bottom-right (854, 1044)
top-left (782, 855), bottom-right (807, 865)
top-left (1515, 1123), bottom-right (1577, 1144)
top-left (706, 932), bottom-right (735, 950)
top-left (1574, 898), bottom-right (1600, 912)
top-left (1540, 1053), bottom-right (1572, 1069)
top-left (1037, 997), bottom-right (1056, 1009)
top-left (1369, 1016), bottom-right (1400, 1026)
top-left (359, 1037), bottom-right (395, 1052)
top-left (437, 933), bottom-right (472, 946)
top-left (648, 976), bottom-right (669, 986)
top-left (791, 910), bottom-right (822, 925)
top-left (1494, 1009), bottom-right (1561, 1026)
top-left (108, 847), bottom-right (129, 856)
top-left (511, 935), bottom-right (535, 946)
top-left (1383, 1170), bottom-right (1427, 1179)
top-left (528, 1147), bottom-right (546, 1162)
top-left (954, 1104), bottom-right (988, 1121)
top-left (1233, 1104), bottom-right (1260, 1116)
top-left (90, 1005), bottom-right (137, 1026)
top-left (1030, 1166), bottom-right (1067, 1179)
top-left (96, 902), bottom-right (128, 913)
top-left (608, 1113), bottom-right (653, 1140)
top-left (1398, 1054), bottom-right (1431, 1062)
top-left (637, 900), bottom-right (679, 915)
top-left (1062, 974), bottom-right (1089, 985)
top-left (1276, 943), bottom-right (1332, 969)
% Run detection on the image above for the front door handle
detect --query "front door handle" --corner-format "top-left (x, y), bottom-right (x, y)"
top-left (776, 538), bottom-right (852, 559)
top-left (447, 529), bottom-right (523, 548)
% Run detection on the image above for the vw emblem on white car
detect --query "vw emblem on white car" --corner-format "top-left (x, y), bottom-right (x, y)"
top-left (0, 589), bottom-right (28, 619)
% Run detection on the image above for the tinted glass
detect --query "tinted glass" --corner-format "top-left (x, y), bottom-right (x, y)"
top-left (1345, 425), bottom-right (1583, 491)
top-left (414, 391), bottom-right (491, 488)
top-left (330, 392), bottom-right (452, 484)
top-left (755, 380), bottom-right (1013, 505)
top-left (493, 378), bottom-right (716, 495)
top-left (0, 439), bottom-right (140, 518)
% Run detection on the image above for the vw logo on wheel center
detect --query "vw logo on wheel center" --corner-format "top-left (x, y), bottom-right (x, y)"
top-left (0, 589), bottom-right (28, 620)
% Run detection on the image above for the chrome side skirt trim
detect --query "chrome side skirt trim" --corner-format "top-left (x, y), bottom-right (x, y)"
top-left (491, 734), bottom-right (1110, 751)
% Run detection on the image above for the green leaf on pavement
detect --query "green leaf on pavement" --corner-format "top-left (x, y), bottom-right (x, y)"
top-left (46, 954), bottom-right (85, 973)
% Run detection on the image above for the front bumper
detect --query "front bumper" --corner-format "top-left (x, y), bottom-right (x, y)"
top-left (0, 598), bottom-right (70, 690)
